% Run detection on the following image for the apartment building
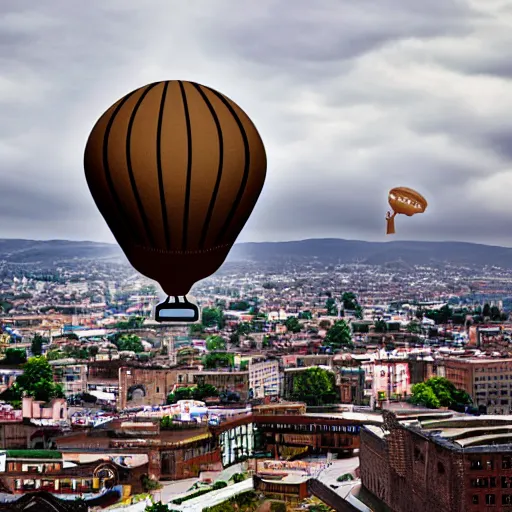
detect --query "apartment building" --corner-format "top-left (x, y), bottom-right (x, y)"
top-left (249, 359), bottom-right (280, 399)
top-left (441, 358), bottom-right (512, 415)
top-left (50, 361), bottom-right (87, 396)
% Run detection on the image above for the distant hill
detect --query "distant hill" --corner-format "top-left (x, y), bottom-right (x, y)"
top-left (0, 239), bottom-right (123, 263)
top-left (0, 237), bottom-right (511, 268)
top-left (228, 238), bottom-right (512, 268)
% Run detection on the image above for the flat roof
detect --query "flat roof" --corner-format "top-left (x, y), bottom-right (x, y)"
top-left (304, 412), bottom-right (384, 423)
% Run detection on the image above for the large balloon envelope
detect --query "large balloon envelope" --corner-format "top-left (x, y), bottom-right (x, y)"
top-left (84, 80), bottom-right (267, 321)
top-left (386, 186), bottom-right (427, 234)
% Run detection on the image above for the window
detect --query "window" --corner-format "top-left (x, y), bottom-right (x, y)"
top-left (156, 387), bottom-right (160, 393)
top-left (504, 477), bottom-right (511, 489)
top-left (471, 459), bottom-right (483, 470)
top-left (486, 494), bottom-right (496, 505)
top-left (471, 478), bottom-right (488, 488)
top-left (487, 460), bottom-right (494, 470)
top-left (437, 462), bottom-right (445, 475)
top-left (504, 456), bottom-right (512, 470)
top-left (490, 477), bottom-right (496, 488)
top-left (503, 494), bottom-right (512, 506)
top-left (472, 495), bottom-right (479, 505)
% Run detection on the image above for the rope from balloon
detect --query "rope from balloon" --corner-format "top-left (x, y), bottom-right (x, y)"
top-left (386, 210), bottom-right (397, 235)
top-left (155, 295), bottom-right (200, 323)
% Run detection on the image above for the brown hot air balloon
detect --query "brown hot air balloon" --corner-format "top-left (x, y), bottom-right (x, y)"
top-left (84, 80), bottom-right (267, 322)
top-left (386, 187), bottom-right (427, 235)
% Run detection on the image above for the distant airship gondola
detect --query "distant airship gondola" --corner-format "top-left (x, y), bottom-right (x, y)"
top-left (386, 187), bottom-right (427, 235)
top-left (84, 80), bottom-right (267, 322)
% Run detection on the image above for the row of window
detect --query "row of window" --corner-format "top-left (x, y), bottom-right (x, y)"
top-left (471, 477), bottom-right (512, 489)
top-left (472, 494), bottom-right (512, 506)
top-left (471, 457), bottom-right (512, 471)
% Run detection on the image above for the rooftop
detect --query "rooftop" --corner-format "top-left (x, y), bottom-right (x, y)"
top-left (366, 411), bottom-right (512, 453)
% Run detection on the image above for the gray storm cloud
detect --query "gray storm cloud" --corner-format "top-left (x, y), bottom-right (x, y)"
top-left (0, 0), bottom-right (510, 245)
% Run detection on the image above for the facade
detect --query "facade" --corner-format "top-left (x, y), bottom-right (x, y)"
top-left (441, 358), bottom-right (512, 414)
top-left (51, 362), bottom-right (87, 396)
top-left (118, 367), bottom-right (250, 410)
top-left (249, 360), bottom-right (280, 399)
top-left (364, 359), bottom-right (411, 402)
top-left (0, 451), bottom-right (146, 497)
top-left (360, 409), bottom-right (512, 512)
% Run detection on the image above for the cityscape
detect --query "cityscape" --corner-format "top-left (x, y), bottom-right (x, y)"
top-left (2, 1), bottom-right (512, 511)
top-left (0, 238), bottom-right (509, 511)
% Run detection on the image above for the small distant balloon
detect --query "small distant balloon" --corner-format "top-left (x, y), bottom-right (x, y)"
top-left (386, 187), bottom-right (427, 235)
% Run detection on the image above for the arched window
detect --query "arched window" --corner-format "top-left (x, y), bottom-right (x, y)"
top-left (438, 462), bottom-right (445, 474)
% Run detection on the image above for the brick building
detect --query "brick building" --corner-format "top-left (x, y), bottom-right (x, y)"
top-left (440, 358), bottom-right (512, 414)
top-left (118, 367), bottom-right (250, 409)
top-left (360, 409), bottom-right (512, 511)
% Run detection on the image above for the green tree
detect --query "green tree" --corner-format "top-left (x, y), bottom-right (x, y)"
top-left (374, 319), bottom-right (387, 333)
top-left (30, 335), bottom-right (44, 356)
top-left (206, 335), bottom-right (226, 351)
top-left (342, 291), bottom-right (358, 310)
top-left (299, 310), bottom-right (313, 320)
top-left (115, 334), bottom-right (144, 353)
top-left (229, 332), bottom-right (240, 346)
top-left (167, 387), bottom-right (193, 404)
top-left (354, 304), bottom-right (363, 320)
top-left (490, 305), bottom-right (502, 321)
top-left (324, 320), bottom-right (353, 348)
top-left (12, 356), bottom-right (64, 403)
top-left (407, 321), bottom-right (421, 334)
top-left (410, 382), bottom-right (441, 409)
top-left (325, 298), bottom-right (336, 315)
top-left (202, 307), bottom-right (224, 328)
top-left (88, 345), bottom-right (99, 360)
top-left (284, 317), bottom-right (302, 333)
top-left (189, 323), bottom-right (204, 336)
top-left (4, 348), bottom-right (27, 365)
top-left (193, 383), bottom-right (218, 401)
top-left (292, 367), bottom-right (337, 405)
top-left (410, 377), bottom-right (472, 410)
top-left (203, 352), bottom-right (234, 369)
top-left (236, 322), bottom-right (252, 336)
top-left (229, 300), bottom-right (250, 311)
top-left (483, 303), bottom-right (491, 318)
top-left (145, 503), bottom-right (170, 512)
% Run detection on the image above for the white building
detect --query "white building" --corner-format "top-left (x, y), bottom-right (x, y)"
top-left (249, 360), bottom-right (280, 399)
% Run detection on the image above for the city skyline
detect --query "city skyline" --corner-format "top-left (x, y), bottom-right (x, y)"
top-left (1, 1), bottom-right (511, 246)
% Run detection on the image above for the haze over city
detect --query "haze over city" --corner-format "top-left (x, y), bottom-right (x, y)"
top-left (1, 1), bottom-right (512, 246)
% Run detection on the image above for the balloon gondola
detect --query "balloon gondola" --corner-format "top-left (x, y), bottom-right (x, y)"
top-left (154, 296), bottom-right (199, 323)
top-left (84, 80), bottom-right (267, 322)
top-left (386, 187), bottom-right (427, 235)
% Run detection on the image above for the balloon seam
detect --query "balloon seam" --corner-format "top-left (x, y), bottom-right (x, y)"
top-left (204, 87), bottom-right (251, 246)
top-left (156, 81), bottom-right (171, 250)
top-left (101, 90), bottom-right (140, 244)
top-left (126, 83), bottom-right (159, 247)
top-left (178, 81), bottom-right (193, 251)
top-left (191, 83), bottom-right (224, 250)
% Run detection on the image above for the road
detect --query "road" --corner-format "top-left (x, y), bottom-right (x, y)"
top-left (173, 479), bottom-right (253, 512)
top-left (315, 456), bottom-right (360, 500)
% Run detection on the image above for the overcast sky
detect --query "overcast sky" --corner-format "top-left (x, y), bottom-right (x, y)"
top-left (1, 0), bottom-right (511, 246)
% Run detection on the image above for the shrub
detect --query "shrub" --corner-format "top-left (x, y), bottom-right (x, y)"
top-left (231, 472), bottom-right (246, 483)
top-left (337, 473), bottom-right (354, 482)
top-left (270, 501), bottom-right (287, 512)
top-left (212, 480), bottom-right (227, 490)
